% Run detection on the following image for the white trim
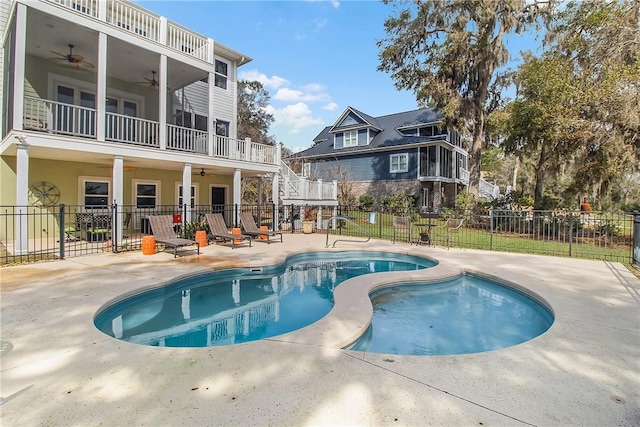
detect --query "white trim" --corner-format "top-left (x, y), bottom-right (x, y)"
top-left (132, 179), bottom-right (161, 208)
top-left (47, 73), bottom-right (145, 116)
top-left (78, 176), bottom-right (112, 207)
top-left (343, 130), bottom-right (358, 147)
top-left (389, 153), bottom-right (409, 173)
top-left (209, 184), bottom-right (229, 206)
top-left (175, 182), bottom-right (199, 207)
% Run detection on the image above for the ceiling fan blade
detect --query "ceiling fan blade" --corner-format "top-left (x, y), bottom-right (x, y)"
top-left (78, 60), bottom-right (95, 68)
top-left (50, 50), bottom-right (67, 58)
top-left (69, 53), bottom-right (84, 61)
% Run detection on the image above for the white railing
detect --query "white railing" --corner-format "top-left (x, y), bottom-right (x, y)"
top-left (106, 113), bottom-right (159, 147)
top-left (106, 0), bottom-right (160, 42)
top-left (459, 168), bottom-right (469, 184)
top-left (167, 21), bottom-right (209, 62)
top-left (166, 125), bottom-right (207, 154)
top-left (23, 96), bottom-right (95, 138)
top-left (44, 0), bottom-right (210, 63)
top-left (47, 0), bottom-right (99, 17)
top-left (22, 96), bottom-right (277, 166)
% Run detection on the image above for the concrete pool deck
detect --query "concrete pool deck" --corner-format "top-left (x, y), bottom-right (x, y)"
top-left (1, 234), bottom-right (639, 426)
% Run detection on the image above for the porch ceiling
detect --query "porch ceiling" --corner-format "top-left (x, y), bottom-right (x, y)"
top-left (25, 8), bottom-right (206, 91)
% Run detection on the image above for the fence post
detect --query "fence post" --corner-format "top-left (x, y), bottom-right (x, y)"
top-left (568, 210), bottom-right (574, 257)
top-left (112, 203), bottom-right (118, 253)
top-left (59, 204), bottom-right (65, 260)
top-left (489, 208), bottom-right (494, 251)
top-left (633, 211), bottom-right (640, 269)
top-left (290, 203), bottom-right (294, 232)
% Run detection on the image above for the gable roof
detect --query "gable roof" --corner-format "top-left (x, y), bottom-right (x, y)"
top-left (295, 107), bottom-right (445, 158)
top-left (328, 106), bottom-right (383, 133)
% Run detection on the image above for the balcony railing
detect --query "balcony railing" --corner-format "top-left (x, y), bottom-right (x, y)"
top-left (45, 0), bottom-right (211, 63)
top-left (23, 96), bottom-right (277, 165)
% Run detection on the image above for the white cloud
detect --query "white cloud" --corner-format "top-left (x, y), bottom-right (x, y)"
top-left (323, 102), bottom-right (338, 111)
top-left (238, 69), bottom-right (289, 89)
top-left (267, 102), bottom-right (325, 134)
top-left (314, 18), bottom-right (327, 30)
top-left (274, 87), bottom-right (329, 103)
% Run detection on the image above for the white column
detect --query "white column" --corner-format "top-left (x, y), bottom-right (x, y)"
top-left (276, 143), bottom-right (282, 166)
top-left (233, 169), bottom-right (241, 207)
top-left (15, 142), bottom-right (29, 255)
top-left (159, 17), bottom-right (168, 45)
top-left (317, 179), bottom-right (323, 199)
top-left (158, 54), bottom-right (168, 150)
top-left (113, 156), bottom-right (123, 245)
top-left (272, 174), bottom-right (279, 231)
top-left (12, 3), bottom-right (27, 130)
top-left (96, 32), bottom-right (107, 141)
top-left (332, 180), bottom-right (338, 200)
top-left (208, 71), bottom-right (215, 156)
top-left (182, 163), bottom-right (192, 223)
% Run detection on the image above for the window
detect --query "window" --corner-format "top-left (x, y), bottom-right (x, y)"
top-left (214, 59), bottom-right (228, 89)
top-left (134, 181), bottom-right (159, 208)
top-left (177, 184), bottom-right (198, 208)
top-left (82, 180), bottom-right (110, 208)
top-left (390, 153), bottom-right (409, 173)
top-left (216, 120), bottom-right (229, 137)
top-left (344, 130), bottom-right (358, 147)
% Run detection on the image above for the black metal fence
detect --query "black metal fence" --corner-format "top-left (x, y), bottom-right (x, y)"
top-left (1, 203), bottom-right (638, 268)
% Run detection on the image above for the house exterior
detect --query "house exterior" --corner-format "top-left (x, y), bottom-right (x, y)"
top-left (0, 0), bottom-right (287, 253)
top-left (294, 107), bottom-right (470, 211)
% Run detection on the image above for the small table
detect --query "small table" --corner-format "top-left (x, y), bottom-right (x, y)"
top-left (412, 223), bottom-right (436, 246)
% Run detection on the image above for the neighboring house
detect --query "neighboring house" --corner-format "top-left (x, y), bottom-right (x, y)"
top-left (293, 107), bottom-right (470, 211)
top-left (0, 0), bottom-right (286, 252)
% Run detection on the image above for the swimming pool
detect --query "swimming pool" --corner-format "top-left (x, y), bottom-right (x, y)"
top-left (347, 274), bottom-right (554, 355)
top-left (94, 251), bottom-right (437, 347)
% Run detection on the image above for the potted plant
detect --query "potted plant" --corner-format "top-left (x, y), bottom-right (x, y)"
top-left (302, 206), bottom-right (316, 234)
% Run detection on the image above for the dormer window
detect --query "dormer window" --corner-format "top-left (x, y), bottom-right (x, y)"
top-left (344, 130), bottom-right (358, 147)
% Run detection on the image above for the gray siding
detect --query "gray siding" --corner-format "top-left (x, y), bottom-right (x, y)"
top-left (340, 112), bottom-right (364, 127)
top-left (357, 129), bottom-right (367, 145)
top-left (334, 133), bottom-right (343, 149)
top-left (310, 149), bottom-right (417, 182)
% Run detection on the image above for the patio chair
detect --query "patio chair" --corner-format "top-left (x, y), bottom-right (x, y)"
top-left (444, 218), bottom-right (464, 249)
top-left (148, 215), bottom-right (199, 258)
top-left (239, 212), bottom-right (283, 244)
top-left (392, 216), bottom-right (412, 244)
top-left (205, 213), bottom-right (252, 248)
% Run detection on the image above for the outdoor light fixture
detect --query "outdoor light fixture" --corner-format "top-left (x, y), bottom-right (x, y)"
top-left (200, 169), bottom-right (206, 177)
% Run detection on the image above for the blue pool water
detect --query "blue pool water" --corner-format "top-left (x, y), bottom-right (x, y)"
top-left (94, 251), bottom-right (436, 347)
top-left (347, 274), bottom-right (554, 356)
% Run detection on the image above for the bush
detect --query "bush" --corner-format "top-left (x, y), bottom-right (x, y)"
top-left (382, 192), bottom-right (415, 216)
top-left (359, 195), bottom-right (375, 211)
top-left (183, 217), bottom-right (209, 240)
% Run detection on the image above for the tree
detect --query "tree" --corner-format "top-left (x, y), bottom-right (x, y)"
top-left (378, 0), bottom-right (553, 196)
top-left (237, 80), bottom-right (275, 145)
top-left (490, 0), bottom-right (640, 208)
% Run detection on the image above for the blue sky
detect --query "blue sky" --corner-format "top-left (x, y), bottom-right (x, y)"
top-left (138, 0), bottom-right (544, 153)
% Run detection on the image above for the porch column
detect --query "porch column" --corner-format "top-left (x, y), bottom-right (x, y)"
top-left (15, 141), bottom-right (29, 255)
top-left (276, 143), bottom-right (282, 166)
top-left (332, 180), bottom-right (338, 201)
top-left (207, 71), bottom-right (215, 156)
top-left (12, 3), bottom-right (27, 131)
top-left (233, 169), bottom-right (241, 208)
top-left (158, 54), bottom-right (168, 150)
top-left (113, 156), bottom-right (123, 245)
top-left (434, 181), bottom-right (442, 210)
top-left (96, 32), bottom-right (108, 141)
top-left (182, 163), bottom-right (192, 223)
top-left (272, 174), bottom-right (279, 231)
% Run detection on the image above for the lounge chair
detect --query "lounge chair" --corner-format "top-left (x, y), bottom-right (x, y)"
top-left (205, 213), bottom-right (251, 248)
top-left (392, 216), bottom-right (412, 244)
top-left (239, 212), bottom-right (283, 244)
top-left (147, 215), bottom-right (199, 258)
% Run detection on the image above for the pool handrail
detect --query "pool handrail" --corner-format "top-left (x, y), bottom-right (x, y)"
top-left (325, 215), bottom-right (371, 248)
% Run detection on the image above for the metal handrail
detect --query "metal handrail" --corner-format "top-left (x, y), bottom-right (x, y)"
top-left (325, 215), bottom-right (371, 248)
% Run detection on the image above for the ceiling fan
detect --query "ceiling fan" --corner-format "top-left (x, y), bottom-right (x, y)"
top-left (137, 71), bottom-right (171, 91)
top-left (195, 168), bottom-right (216, 177)
top-left (50, 44), bottom-right (95, 69)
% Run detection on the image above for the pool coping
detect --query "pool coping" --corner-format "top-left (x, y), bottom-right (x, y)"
top-left (1, 234), bottom-right (639, 426)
